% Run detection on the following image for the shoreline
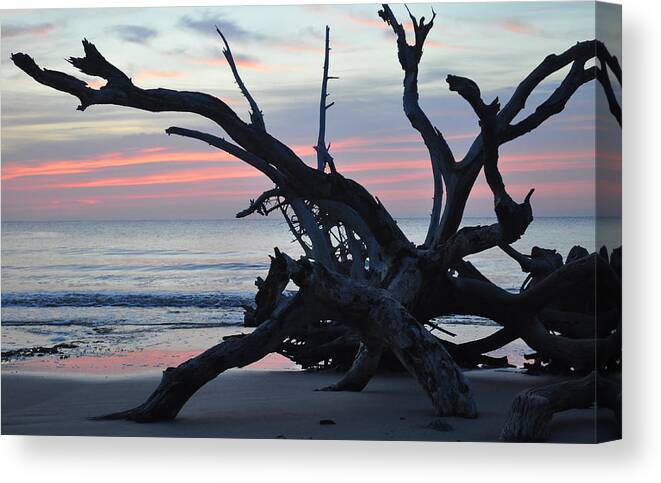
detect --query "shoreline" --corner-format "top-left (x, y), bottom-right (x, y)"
top-left (1, 322), bottom-right (532, 377)
top-left (1, 368), bottom-right (619, 442)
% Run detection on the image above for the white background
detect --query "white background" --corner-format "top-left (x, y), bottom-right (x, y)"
top-left (1, 0), bottom-right (659, 481)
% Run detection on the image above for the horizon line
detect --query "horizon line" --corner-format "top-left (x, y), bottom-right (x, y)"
top-left (0, 215), bottom-right (619, 224)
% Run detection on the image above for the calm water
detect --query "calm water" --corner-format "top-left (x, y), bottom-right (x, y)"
top-left (0, 217), bottom-right (616, 372)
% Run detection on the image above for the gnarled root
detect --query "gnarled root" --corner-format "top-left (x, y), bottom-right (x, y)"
top-left (500, 371), bottom-right (621, 442)
top-left (317, 341), bottom-right (384, 392)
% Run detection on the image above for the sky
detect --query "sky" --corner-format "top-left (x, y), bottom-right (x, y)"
top-left (0, 2), bottom-right (621, 221)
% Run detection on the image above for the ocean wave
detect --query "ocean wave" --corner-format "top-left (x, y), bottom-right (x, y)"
top-left (1, 291), bottom-right (253, 309)
top-left (1, 318), bottom-right (242, 328)
top-left (2, 261), bottom-right (269, 272)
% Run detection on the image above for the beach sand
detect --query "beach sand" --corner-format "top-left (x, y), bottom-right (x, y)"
top-left (1, 368), bottom-right (619, 443)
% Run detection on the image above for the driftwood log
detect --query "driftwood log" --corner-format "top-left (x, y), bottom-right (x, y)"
top-left (500, 371), bottom-right (622, 442)
top-left (12, 3), bottom-right (622, 438)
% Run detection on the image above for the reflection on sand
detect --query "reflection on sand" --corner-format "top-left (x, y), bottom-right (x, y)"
top-left (2, 349), bottom-right (299, 376)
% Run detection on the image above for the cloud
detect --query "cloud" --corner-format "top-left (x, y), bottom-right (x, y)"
top-left (425, 40), bottom-right (469, 51)
top-left (111, 25), bottom-right (158, 44)
top-left (38, 166), bottom-right (262, 189)
top-left (179, 13), bottom-right (265, 42)
top-left (2, 147), bottom-right (237, 181)
top-left (179, 13), bottom-right (325, 57)
top-left (289, 133), bottom-right (479, 159)
top-left (193, 53), bottom-right (269, 71)
top-left (132, 70), bottom-right (185, 83)
top-left (1, 22), bottom-right (54, 38)
top-left (179, 12), bottom-right (320, 55)
top-left (345, 13), bottom-right (386, 29)
top-left (299, 26), bottom-right (325, 41)
top-left (498, 19), bottom-right (537, 36)
top-left (233, 54), bottom-right (270, 71)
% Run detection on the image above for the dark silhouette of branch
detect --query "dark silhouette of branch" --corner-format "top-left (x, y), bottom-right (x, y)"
top-left (315, 25), bottom-right (337, 173)
top-left (216, 26), bottom-right (266, 131)
top-left (379, 3), bottom-right (454, 247)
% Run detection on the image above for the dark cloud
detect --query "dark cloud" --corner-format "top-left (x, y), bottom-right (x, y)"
top-left (299, 26), bottom-right (325, 41)
top-left (179, 13), bottom-right (266, 42)
top-left (1, 23), bottom-right (54, 38)
top-left (111, 25), bottom-right (158, 44)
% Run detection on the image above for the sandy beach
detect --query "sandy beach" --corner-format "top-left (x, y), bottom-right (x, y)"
top-left (1, 368), bottom-right (619, 442)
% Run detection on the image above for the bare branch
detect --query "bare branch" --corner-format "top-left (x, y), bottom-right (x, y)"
top-left (165, 126), bottom-right (284, 184)
top-left (12, 41), bottom-right (410, 256)
top-left (596, 64), bottom-right (622, 126)
top-left (279, 203), bottom-right (314, 258)
top-left (288, 198), bottom-right (336, 269)
top-left (315, 199), bottom-right (384, 278)
top-left (216, 26), bottom-right (266, 131)
top-left (499, 244), bottom-right (534, 272)
top-left (379, 3), bottom-right (454, 247)
top-left (315, 25), bottom-right (337, 173)
top-left (452, 42), bottom-right (620, 165)
top-left (11, 42), bottom-right (310, 182)
top-left (498, 39), bottom-right (622, 144)
top-left (497, 41), bottom-right (594, 127)
top-left (500, 62), bottom-right (596, 144)
top-left (435, 40), bottom-right (621, 243)
top-left (67, 38), bottom-right (132, 87)
top-left (236, 188), bottom-right (282, 218)
top-left (447, 74), bottom-right (534, 242)
top-left (438, 223), bottom-right (508, 265)
top-left (12, 44), bottom-right (233, 119)
top-left (449, 253), bottom-right (616, 316)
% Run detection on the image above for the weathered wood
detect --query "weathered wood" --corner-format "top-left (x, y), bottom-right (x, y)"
top-left (500, 372), bottom-right (621, 442)
top-left (379, 4), bottom-right (452, 247)
top-left (283, 254), bottom-right (477, 417)
top-left (12, 4), bottom-right (621, 428)
top-left (244, 248), bottom-right (291, 327)
top-left (317, 342), bottom-right (384, 392)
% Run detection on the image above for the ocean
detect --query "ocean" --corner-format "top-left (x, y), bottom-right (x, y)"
top-left (0, 217), bottom-right (614, 374)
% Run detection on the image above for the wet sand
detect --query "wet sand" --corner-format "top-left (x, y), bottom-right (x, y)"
top-left (1, 368), bottom-right (619, 442)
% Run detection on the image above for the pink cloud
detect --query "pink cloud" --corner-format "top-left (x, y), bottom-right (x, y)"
top-left (345, 14), bottom-right (386, 29)
top-left (498, 19), bottom-right (537, 36)
top-left (41, 166), bottom-right (262, 190)
top-left (2, 148), bottom-right (238, 181)
top-left (367, 179), bottom-right (596, 204)
top-left (1, 23), bottom-right (54, 38)
top-left (132, 70), bottom-right (185, 83)
top-left (425, 40), bottom-right (469, 51)
top-left (234, 58), bottom-right (270, 71)
top-left (290, 132), bottom-right (478, 159)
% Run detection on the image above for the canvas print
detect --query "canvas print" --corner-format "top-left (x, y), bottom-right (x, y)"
top-left (1, 2), bottom-right (621, 443)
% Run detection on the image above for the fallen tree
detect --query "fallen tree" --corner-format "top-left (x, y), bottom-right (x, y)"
top-left (13, 4), bottom-right (621, 439)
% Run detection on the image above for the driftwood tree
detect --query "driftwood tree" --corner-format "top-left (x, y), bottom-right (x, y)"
top-left (12, 4), bottom-right (622, 440)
